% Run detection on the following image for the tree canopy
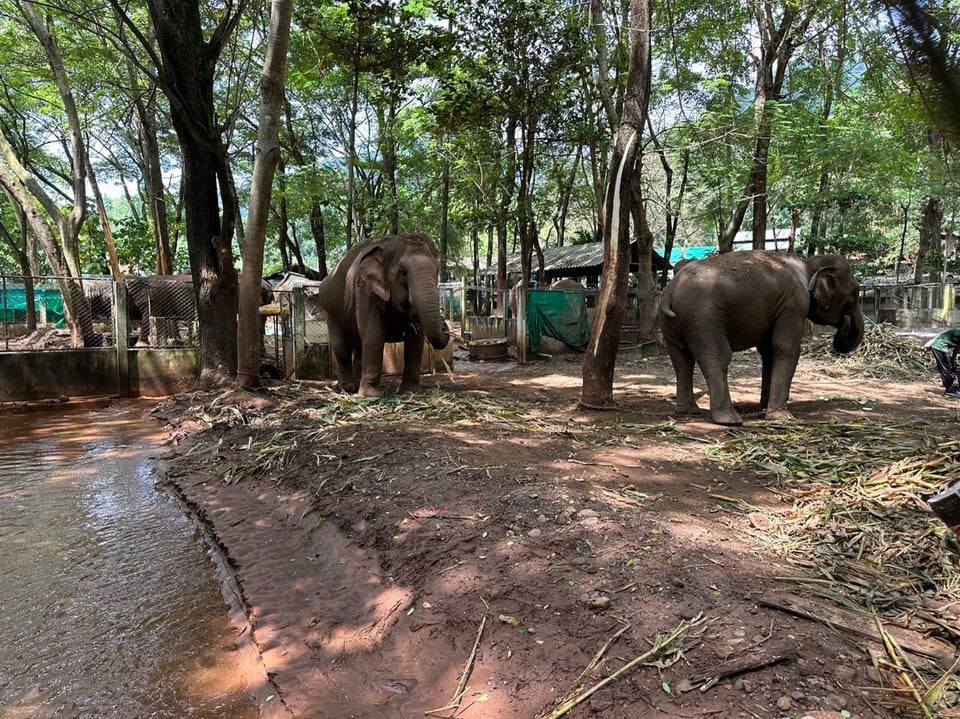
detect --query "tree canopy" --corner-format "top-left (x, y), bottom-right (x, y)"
top-left (1, 0), bottom-right (958, 363)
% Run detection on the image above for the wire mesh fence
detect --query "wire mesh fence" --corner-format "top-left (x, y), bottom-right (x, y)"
top-left (0, 275), bottom-right (200, 351)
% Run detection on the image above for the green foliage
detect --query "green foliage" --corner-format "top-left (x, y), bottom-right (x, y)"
top-left (2, 0), bottom-right (960, 286)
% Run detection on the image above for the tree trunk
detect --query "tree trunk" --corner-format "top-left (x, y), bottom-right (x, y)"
top-left (580, 0), bottom-right (651, 408)
top-left (720, 4), bottom-right (814, 253)
top-left (310, 199), bottom-right (328, 278)
top-left (630, 173), bottom-right (657, 339)
top-left (346, 65), bottom-right (360, 248)
top-left (917, 195), bottom-right (943, 283)
top-left (496, 117), bottom-right (518, 293)
top-left (238, 0), bottom-right (292, 388)
top-left (440, 147), bottom-right (450, 281)
top-left (145, 0), bottom-right (247, 384)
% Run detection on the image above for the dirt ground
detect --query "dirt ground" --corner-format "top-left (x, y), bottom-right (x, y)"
top-left (151, 338), bottom-right (960, 719)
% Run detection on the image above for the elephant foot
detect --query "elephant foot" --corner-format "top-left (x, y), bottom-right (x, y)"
top-left (710, 408), bottom-right (743, 426)
top-left (763, 407), bottom-right (794, 421)
top-left (358, 383), bottom-right (382, 398)
top-left (675, 403), bottom-right (702, 416)
top-left (337, 381), bottom-right (358, 394)
top-left (399, 380), bottom-right (422, 394)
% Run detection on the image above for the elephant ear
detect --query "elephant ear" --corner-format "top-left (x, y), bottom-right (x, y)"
top-left (807, 264), bottom-right (837, 312)
top-left (357, 246), bottom-right (390, 302)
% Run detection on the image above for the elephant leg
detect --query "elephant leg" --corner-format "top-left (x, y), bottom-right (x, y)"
top-left (400, 330), bottom-right (426, 393)
top-left (329, 326), bottom-right (358, 393)
top-left (762, 329), bottom-right (801, 421)
top-left (758, 344), bottom-right (773, 410)
top-left (665, 342), bottom-right (701, 415)
top-left (696, 344), bottom-right (742, 426)
top-left (358, 328), bottom-right (386, 398)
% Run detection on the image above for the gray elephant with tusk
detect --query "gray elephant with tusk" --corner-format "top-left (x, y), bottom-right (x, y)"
top-left (315, 232), bottom-right (451, 397)
top-left (659, 250), bottom-right (865, 425)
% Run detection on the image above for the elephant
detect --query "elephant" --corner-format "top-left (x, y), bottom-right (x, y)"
top-left (659, 250), bottom-right (865, 425)
top-left (314, 232), bottom-right (451, 397)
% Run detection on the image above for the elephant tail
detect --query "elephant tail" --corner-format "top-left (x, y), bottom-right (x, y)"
top-left (659, 288), bottom-right (677, 318)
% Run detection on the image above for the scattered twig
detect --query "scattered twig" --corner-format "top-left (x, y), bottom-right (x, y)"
top-left (538, 615), bottom-right (705, 719)
top-left (425, 614), bottom-right (486, 717)
top-left (685, 644), bottom-right (796, 692)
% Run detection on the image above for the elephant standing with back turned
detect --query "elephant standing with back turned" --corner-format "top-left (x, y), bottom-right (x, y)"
top-left (659, 250), bottom-right (865, 425)
top-left (315, 232), bottom-right (450, 397)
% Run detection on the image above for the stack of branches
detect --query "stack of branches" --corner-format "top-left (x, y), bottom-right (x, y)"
top-left (802, 322), bottom-right (932, 379)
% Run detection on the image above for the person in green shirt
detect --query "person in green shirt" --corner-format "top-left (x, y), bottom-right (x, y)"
top-left (923, 326), bottom-right (960, 398)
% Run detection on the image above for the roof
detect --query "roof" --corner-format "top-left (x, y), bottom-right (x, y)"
top-left (484, 241), bottom-right (667, 279)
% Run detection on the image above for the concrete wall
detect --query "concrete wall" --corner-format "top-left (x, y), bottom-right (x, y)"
top-left (0, 348), bottom-right (198, 402)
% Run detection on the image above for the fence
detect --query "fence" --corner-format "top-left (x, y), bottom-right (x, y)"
top-left (0, 274), bottom-right (202, 352)
top-left (859, 281), bottom-right (960, 326)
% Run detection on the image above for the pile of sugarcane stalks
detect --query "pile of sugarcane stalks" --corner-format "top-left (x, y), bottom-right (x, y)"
top-left (708, 420), bottom-right (960, 716)
top-left (803, 322), bottom-right (933, 379)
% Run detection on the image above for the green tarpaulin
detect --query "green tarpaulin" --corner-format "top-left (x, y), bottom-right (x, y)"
top-left (526, 289), bottom-right (590, 353)
top-left (1, 287), bottom-right (66, 326)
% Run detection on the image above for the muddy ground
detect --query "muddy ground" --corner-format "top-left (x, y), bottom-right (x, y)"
top-left (152, 339), bottom-right (960, 719)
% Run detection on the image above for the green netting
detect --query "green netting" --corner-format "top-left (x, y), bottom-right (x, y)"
top-left (526, 289), bottom-right (590, 353)
top-left (1, 287), bottom-right (66, 326)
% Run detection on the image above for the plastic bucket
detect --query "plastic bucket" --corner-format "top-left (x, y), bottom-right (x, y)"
top-left (928, 483), bottom-right (960, 537)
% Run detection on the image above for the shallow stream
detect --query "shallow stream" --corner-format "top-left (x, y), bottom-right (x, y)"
top-left (0, 400), bottom-right (261, 719)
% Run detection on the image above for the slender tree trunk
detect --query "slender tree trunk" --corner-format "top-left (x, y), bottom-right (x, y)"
top-left (0, 216), bottom-right (36, 330)
top-left (238, 0), bottom-right (292, 388)
top-left (554, 145), bottom-right (581, 247)
top-left (346, 65), bottom-right (360, 248)
top-left (440, 146), bottom-right (450, 281)
top-left (84, 154), bottom-right (121, 279)
top-left (310, 200), bottom-right (328, 278)
top-left (496, 117), bottom-right (518, 293)
top-left (581, 0), bottom-right (651, 408)
top-left (720, 4), bottom-right (814, 252)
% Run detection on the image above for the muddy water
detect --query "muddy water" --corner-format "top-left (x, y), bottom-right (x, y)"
top-left (0, 402), bottom-right (261, 719)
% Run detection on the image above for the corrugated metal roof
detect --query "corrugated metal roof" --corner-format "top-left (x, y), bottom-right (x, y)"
top-left (487, 241), bottom-right (668, 279)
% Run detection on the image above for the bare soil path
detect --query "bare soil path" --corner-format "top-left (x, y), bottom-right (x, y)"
top-left (153, 341), bottom-right (960, 719)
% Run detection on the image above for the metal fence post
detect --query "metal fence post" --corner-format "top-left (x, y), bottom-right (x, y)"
top-left (114, 280), bottom-right (130, 397)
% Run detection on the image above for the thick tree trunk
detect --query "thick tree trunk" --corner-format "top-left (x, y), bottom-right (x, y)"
top-left (145, 0), bottom-right (247, 384)
top-left (916, 195), bottom-right (943, 283)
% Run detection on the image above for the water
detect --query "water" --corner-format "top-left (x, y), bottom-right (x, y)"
top-left (0, 401), bottom-right (262, 719)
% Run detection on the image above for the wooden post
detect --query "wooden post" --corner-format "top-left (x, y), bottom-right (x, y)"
top-left (517, 286), bottom-right (527, 365)
top-left (114, 280), bottom-right (130, 398)
top-left (291, 286), bottom-right (306, 378)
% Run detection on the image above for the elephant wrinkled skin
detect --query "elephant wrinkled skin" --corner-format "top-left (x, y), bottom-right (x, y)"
top-left (315, 232), bottom-right (450, 397)
top-left (659, 250), bottom-right (865, 425)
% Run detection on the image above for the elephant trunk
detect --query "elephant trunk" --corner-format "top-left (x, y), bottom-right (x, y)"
top-left (832, 309), bottom-right (865, 355)
top-left (411, 280), bottom-right (450, 350)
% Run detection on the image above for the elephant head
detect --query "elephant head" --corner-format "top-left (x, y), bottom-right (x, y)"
top-left (805, 255), bottom-right (864, 355)
top-left (356, 235), bottom-right (451, 351)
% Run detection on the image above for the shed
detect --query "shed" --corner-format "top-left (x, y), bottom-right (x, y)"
top-left (485, 240), bottom-right (669, 286)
